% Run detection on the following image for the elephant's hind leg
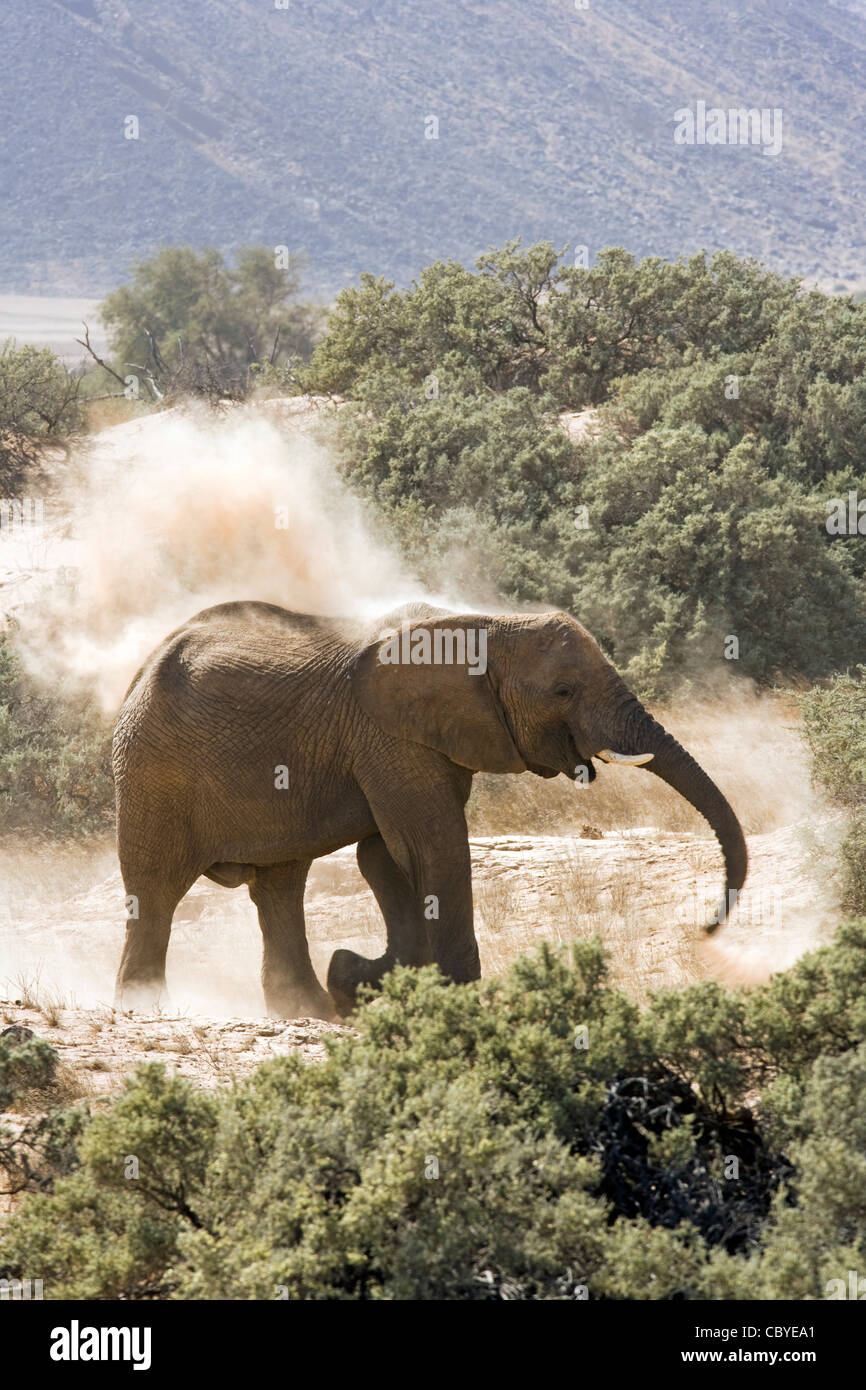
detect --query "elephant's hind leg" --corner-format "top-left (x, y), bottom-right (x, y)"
top-left (327, 832), bottom-right (430, 1015)
top-left (115, 874), bottom-right (190, 1012)
top-left (248, 861), bottom-right (337, 1021)
top-left (115, 796), bottom-right (201, 1012)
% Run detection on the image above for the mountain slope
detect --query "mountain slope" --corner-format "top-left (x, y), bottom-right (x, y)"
top-left (1, 0), bottom-right (864, 297)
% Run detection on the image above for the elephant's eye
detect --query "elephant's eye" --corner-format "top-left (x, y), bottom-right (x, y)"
top-left (554, 683), bottom-right (574, 700)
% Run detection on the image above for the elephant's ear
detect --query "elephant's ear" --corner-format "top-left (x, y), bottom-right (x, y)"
top-left (350, 617), bottom-right (526, 773)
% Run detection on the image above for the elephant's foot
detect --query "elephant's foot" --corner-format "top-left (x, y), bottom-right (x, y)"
top-left (264, 981), bottom-right (341, 1023)
top-left (326, 948), bottom-right (390, 1017)
top-left (114, 975), bottom-right (167, 1014)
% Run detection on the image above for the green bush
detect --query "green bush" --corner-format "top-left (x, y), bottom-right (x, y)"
top-left (0, 340), bottom-right (83, 492)
top-left (3, 931), bottom-right (866, 1300)
top-left (0, 632), bottom-right (113, 834)
top-left (800, 670), bottom-right (866, 913)
top-left (308, 243), bottom-right (800, 407)
top-left (0, 1035), bottom-right (84, 1199)
top-left (0, 1033), bottom-right (58, 1111)
top-left (318, 242), bottom-right (866, 694)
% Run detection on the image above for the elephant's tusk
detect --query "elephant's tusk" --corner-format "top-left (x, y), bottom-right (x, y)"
top-left (596, 748), bottom-right (654, 766)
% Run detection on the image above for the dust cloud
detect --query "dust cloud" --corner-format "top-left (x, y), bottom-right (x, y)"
top-left (11, 402), bottom-right (431, 709)
top-left (0, 402), bottom-right (432, 1012)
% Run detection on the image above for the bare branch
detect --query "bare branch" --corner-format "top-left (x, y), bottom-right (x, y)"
top-left (143, 328), bottom-right (168, 375)
top-left (75, 324), bottom-right (127, 386)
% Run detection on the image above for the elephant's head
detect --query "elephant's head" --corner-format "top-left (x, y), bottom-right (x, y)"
top-left (352, 610), bottom-right (747, 931)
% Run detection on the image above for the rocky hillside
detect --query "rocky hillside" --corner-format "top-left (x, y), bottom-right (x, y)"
top-left (2, 0), bottom-right (865, 296)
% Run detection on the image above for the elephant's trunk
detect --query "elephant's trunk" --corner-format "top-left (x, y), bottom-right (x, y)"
top-left (589, 684), bottom-right (748, 933)
top-left (645, 731), bottom-right (748, 931)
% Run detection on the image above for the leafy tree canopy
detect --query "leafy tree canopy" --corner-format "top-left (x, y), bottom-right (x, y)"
top-left (98, 245), bottom-right (322, 401)
top-left (312, 242), bottom-right (866, 693)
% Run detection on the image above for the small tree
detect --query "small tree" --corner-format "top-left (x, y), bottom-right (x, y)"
top-left (0, 341), bottom-right (83, 492)
top-left (93, 245), bottom-right (321, 403)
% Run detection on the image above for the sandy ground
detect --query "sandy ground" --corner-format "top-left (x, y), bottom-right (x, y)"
top-left (0, 816), bottom-right (835, 1102)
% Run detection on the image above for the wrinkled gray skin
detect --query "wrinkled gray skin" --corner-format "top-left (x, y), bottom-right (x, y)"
top-left (113, 600), bottom-right (747, 1019)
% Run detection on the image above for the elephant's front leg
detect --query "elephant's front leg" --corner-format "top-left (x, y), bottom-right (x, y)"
top-left (248, 861), bottom-right (338, 1021)
top-left (327, 793), bottom-right (479, 1013)
top-left (327, 833), bottom-right (430, 1014)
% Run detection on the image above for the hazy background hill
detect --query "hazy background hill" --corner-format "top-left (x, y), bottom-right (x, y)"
top-left (1, 0), bottom-right (865, 298)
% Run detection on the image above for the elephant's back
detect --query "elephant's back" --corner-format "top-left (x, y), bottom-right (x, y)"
top-left (120, 602), bottom-right (342, 703)
top-left (113, 602), bottom-right (350, 772)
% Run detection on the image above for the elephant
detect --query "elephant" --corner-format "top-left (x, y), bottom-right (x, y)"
top-left (112, 599), bottom-right (747, 1019)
